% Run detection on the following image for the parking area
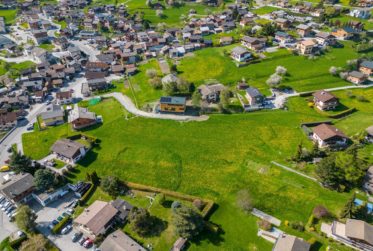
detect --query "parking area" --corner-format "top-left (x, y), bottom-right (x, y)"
top-left (27, 192), bottom-right (87, 251)
top-left (0, 210), bottom-right (18, 242)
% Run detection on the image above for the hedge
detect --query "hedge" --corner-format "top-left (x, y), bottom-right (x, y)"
top-left (125, 182), bottom-right (214, 219)
top-left (52, 216), bottom-right (71, 234)
top-left (299, 91), bottom-right (313, 97)
top-left (9, 235), bottom-right (27, 249)
top-left (79, 183), bottom-right (96, 206)
top-left (327, 108), bottom-right (356, 119)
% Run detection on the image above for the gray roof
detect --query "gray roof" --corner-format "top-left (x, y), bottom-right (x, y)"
top-left (231, 46), bottom-right (248, 55)
top-left (346, 219), bottom-right (373, 245)
top-left (361, 61), bottom-right (373, 69)
top-left (160, 96), bottom-right (186, 105)
top-left (100, 229), bottom-right (145, 251)
top-left (246, 87), bottom-right (263, 98)
top-left (349, 70), bottom-right (365, 78)
top-left (51, 139), bottom-right (85, 159)
top-left (198, 83), bottom-right (225, 97)
top-left (40, 106), bottom-right (64, 120)
top-left (273, 234), bottom-right (310, 251)
top-left (0, 173), bottom-right (34, 201)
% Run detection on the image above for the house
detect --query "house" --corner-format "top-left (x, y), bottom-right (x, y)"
top-left (39, 105), bottom-right (64, 126)
top-left (312, 91), bottom-right (339, 111)
top-left (347, 71), bottom-right (367, 85)
top-left (275, 31), bottom-right (293, 44)
top-left (74, 200), bottom-right (118, 240)
top-left (159, 96), bottom-right (186, 113)
top-left (350, 8), bottom-right (371, 19)
top-left (31, 30), bottom-right (49, 45)
top-left (110, 199), bottom-right (133, 222)
top-left (312, 123), bottom-right (349, 148)
top-left (32, 185), bottom-right (70, 206)
top-left (359, 61), bottom-right (373, 76)
top-left (197, 83), bottom-right (226, 103)
top-left (331, 28), bottom-right (354, 40)
top-left (297, 40), bottom-right (315, 55)
top-left (315, 32), bottom-right (336, 46)
top-left (231, 46), bottom-right (251, 62)
top-left (0, 173), bottom-right (34, 204)
top-left (34, 90), bottom-right (47, 103)
top-left (219, 36), bottom-right (233, 46)
top-left (111, 64), bottom-right (124, 75)
top-left (296, 24), bottom-right (312, 37)
top-left (241, 36), bottom-right (266, 51)
top-left (68, 105), bottom-right (98, 130)
top-left (87, 78), bottom-right (108, 92)
top-left (273, 234), bottom-right (310, 251)
top-left (245, 87), bottom-right (264, 106)
top-left (171, 237), bottom-right (188, 251)
top-left (56, 91), bottom-right (73, 105)
top-left (51, 139), bottom-right (87, 163)
top-left (99, 229), bottom-right (146, 251)
top-left (85, 62), bottom-right (110, 74)
top-left (0, 112), bottom-right (17, 130)
top-left (275, 18), bottom-right (291, 29)
top-left (0, 17), bottom-right (5, 34)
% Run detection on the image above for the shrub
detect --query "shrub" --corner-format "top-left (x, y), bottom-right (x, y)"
top-left (257, 219), bottom-right (272, 231)
top-left (266, 73), bottom-right (282, 87)
top-left (52, 216), bottom-right (70, 234)
top-left (291, 221), bottom-right (305, 232)
top-left (339, 72), bottom-right (348, 80)
top-left (313, 205), bottom-right (329, 219)
top-left (275, 66), bottom-right (287, 75)
top-left (357, 95), bottom-right (368, 102)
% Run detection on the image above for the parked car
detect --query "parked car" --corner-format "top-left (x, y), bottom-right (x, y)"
top-left (72, 232), bottom-right (82, 242)
top-left (66, 208), bottom-right (74, 215)
top-left (83, 239), bottom-right (93, 248)
top-left (62, 212), bottom-right (69, 218)
top-left (57, 216), bottom-right (64, 222)
top-left (26, 124), bottom-right (34, 131)
top-left (52, 220), bottom-right (59, 225)
top-left (61, 224), bottom-right (72, 234)
top-left (1, 202), bottom-right (11, 210)
top-left (79, 237), bottom-right (88, 246)
top-left (0, 165), bottom-right (10, 172)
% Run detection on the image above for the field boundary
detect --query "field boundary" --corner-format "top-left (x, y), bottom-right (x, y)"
top-left (271, 161), bottom-right (319, 183)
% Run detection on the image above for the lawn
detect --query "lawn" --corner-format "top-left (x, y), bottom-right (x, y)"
top-left (330, 15), bottom-right (373, 30)
top-left (177, 41), bottom-right (361, 95)
top-left (0, 9), bottom-right (17, 25)
top-left (251, 6), bottom-right (281, 15)
top-left (39, 43), bottom-right (55, 52)
top-left (23, 98), bottom-right (357, 250)
top-left (0, 60), bottom-right (35, 78)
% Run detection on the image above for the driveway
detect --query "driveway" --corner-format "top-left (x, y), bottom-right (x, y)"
top-left (0, 210), bottom-right (18, 242)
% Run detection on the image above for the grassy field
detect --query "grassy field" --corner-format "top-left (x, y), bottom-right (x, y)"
top-left (330, 15), bottom-right (373, 30)
top-left (178, 41), bottom-right (360, 95)
top-left (0, 60), bottom-right (35, 78)
top-left (23, 97), bottom-right (360, 250)
top-left (0, 9), bottom-right (17, 25)
top-left (39, 43), bottom-right (55, 52)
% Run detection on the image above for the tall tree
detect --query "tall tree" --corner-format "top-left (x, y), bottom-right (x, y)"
top-left (128, 207), bottom-right (157, 237)
top-left (34, 169), bottom-right (55, 191)
top-left (192, 91), bottom-right (202, 108)
top-left (100, 176), bottom-right (123, 197)
top-left (340, 194), bottom-right (356, 219)
top-left (315, 155), bottom-right (344, 190)
top-left (15, 205), bottom-right (37, 232)
top-left (10, 150), bottom-right (34, 174)
top-left (172, 204), bottom-right (204, 239)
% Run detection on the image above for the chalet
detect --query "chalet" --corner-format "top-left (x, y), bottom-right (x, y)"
top-left (347, 71), bottom-right (367, 85)
top-left (0, 112), bottom-right (17, 130)
top-left (197, 83), bottom-right (226, 103)
top-left (331, 28), bottom-right (354, 40)
top-left (231, 46), bottom-right (251, 62)
top-left (74, 200), bottom-right (118, 240)
top-left (69, 104), bottom-right (98, 130)
top-left (111, 64), bottom-right (124, 75)
top-left (297, 40), bottom-right (315, 55)
top-left (275, 18), bottom-right (291, 29)
top-left (275, 31), bottom-right (293, 44)
top-left (241, 36), bottom-right (266, 51)
top-left (313, 91), bottom-right (339, 111)
top-left (31, 30), bottom-right (49, 45)
top-left (245, 87), bottom-right (264, 106)
top-left (85, 62), bottom-right (110, 74)
top-left (359, 61), bottom-right (373, 76)
top-left (296, 24), bottom-right (312, 37)
top-left (0, 173), bottom-right (34, 204)
top-left (34, 90), bottom-right (47, 103)
top-left (273, 234), bottom-right (310, 251)
top-left (56, 91), bottom-right (73, 105)
top-left (85, 71), bottom-right (106, 80)
top-left (110, 199), bottom-right (133, 222)
top-left (312, 123), bottom-right (349, 148)
top-left (99, 229), bottom-right (145, 251)
top-left (159, 96), bottom-right (186, 114)
top-left (315, 32), bottom-right (336, 46)
top-left (51, 138), bottom-right (87, 163)
top-left (87, 78), bottom-right (108, 92)
top-left (40, 105), bottom-right (64, 127)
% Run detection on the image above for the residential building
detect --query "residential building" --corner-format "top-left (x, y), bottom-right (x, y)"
top-left (245, 87), bottom-right (264, 106)
top-left (0, 112), bottom-right (17, 130)
top-left (275, 31), bottom-right (293, 44)
top-left (56, 91), bottom-right (73, 105)
top-left (86, 78), bottom-right (108, 92)
top-left (275, 18), bottom-right (291, 29)
top-left (31, 30), bottom-right (49, 45)
top-left (40, 105), bottom-right (64, 127)
top-left (171, 237), bottom-right (188, 251)
top-left (51, 138), bottom-right (87, 163)
top-left (231, 46), bottom-right (251, 62)
top-left (0, 173), bottom-right (34, 204)
top-left (364, 165), bottom-right (373, 193)
top-left (331, 28), bottom-right (354, 40)
top-left (273, 234), bottom-right (310, 251)
top-left (69, 104), bottom-right (98, 130)
top-left (296, 24), bottom-right (312, 37)
top-left (350, 8), bottom-right (371, 19)
top-left (315, 32), bottom-right (336, 46)
top-left (219, 36), bottom-right (233, 46)
top-left (197, 83), bottom-right (226, 103)
top-left (313, 91), bottom-right (339, 111)
top-left (110, 199), bottom-right (133, 222)
top-left (74, 200), bottom-right (118, 240)
top-left (359, 61), bottom-right (373, 76)
top-left (159, 96), bottom-right (186, 113)
top-left (297, 40), bottom-right (315, 55)
top-left (99, 229), bottom-right (146, 251)
top-left (241, 36), bottom-right (266, 51)
top-left (312, 123), bottom-right (349, 148)
top-left (32, 185), bottom-right (70, 206)
top-left (347, 71), bottom-right (367, 85)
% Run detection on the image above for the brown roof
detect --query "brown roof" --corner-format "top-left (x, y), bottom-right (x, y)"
top-left (74, 200), bottom-right (118, 235)
top-left (85, 71), bottom-right (106, 80)
top-left (0, 112), bottom-right (17, 124)
top-left (51, 139), bottom-right (84, 159)
top-left (273, 234), bottom-right (310, 251)
top-left (56, 91), bottom-right (72, 99)
top-left (0, 173), bottom-right (34, 201)
top-left (100, 229), bottom-right (145, 251)
top-left (86, 62), bottom-right (110, 70)
top-left (345, 219), bottom-right (373, 245)
top-left (313, 124), bottom-right (348, 141)
top-left (313, 91), bottom-right (337, 103)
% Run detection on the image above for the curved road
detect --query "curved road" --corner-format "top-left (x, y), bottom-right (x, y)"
top-left (104, 92), bottom-right (209, 122)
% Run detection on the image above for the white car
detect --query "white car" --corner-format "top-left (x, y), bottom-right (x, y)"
top-left (61, 225), bottom-right (72, 234)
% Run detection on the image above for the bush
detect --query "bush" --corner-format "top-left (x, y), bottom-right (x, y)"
top-left (257, 219), bottom-right (272, 231)
top-left (291, 221), bottom-right (305, 232)
top-left (52, 216), bottom-right (70, 234)
top-left (313, 205), bottom-right (329, 219)
top-left (9, 235), bottom-right (27, 249)
top-left (357, 95), bottom-right (368, 102)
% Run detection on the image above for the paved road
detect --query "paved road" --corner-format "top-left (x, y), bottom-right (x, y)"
top-left (0, 55), bottom-right (38, 63)
top-left (104, 92), bottom-right (209, 122)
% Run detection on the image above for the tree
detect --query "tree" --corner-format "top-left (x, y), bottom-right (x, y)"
top-left (149, 77), bottom-right (162, 89)
top-left (219, 89), bottom-right (231, 109)
top-left (313, 205), bottom-right (329, 219)
top-left (329, 66), bottom-right (338, 76)
top-left (261, 23), bottom-right (276, 36)
top-left (86, 171), bottom-right (100, 185)
top-left (146, 68), bottom-right (158, 78)
top-left (172, 204), bottom-right (204, 238)
top-left (156, 9), bottom-right (164, 17)
top-left (275, 66), bottom-right (287, 75)
top-left (315, 155), bottom-right (344, 190)
top-left (100, 176), bottom-right (124, 197)
top-left (236, 189), bottom-right (253, 213)
top-left (15, 205), bottom-right (37, 232)
top-left (20, 234), bottom-right (49, 251)
top-left (192, 91), bottom-right (202, 108)
top-left (9, 150), bottom-right (34, 175)
top-left (128, 207), bottom-right (157, 237)
top-left (266, 73), bottom-right (282, 87)
top-left (34, 169), bottom-right (54, 191)
top-left (340, 194), bottom-right (356, 219)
